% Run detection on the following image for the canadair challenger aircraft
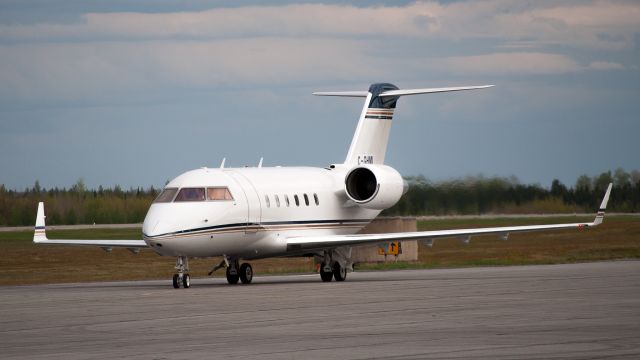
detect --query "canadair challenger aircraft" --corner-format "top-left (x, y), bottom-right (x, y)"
top-left (34, 83), bottom-right (613, 288)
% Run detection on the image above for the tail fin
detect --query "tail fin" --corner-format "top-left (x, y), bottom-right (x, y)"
top-left (314, 83), bottom-right (493, 165)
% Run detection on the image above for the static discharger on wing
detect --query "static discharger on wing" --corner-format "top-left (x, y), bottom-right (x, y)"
top-left (33, 83), bottom-right (613, 288)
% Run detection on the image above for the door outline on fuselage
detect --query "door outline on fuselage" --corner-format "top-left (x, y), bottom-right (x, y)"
top-left (226, 170), bottom-right (261, 233)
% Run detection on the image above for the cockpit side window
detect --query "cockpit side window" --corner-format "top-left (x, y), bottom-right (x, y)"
top-left (174, 187), bottom-right (206, 202)
top-left (207, 187), bottom-right (234, 201)
top-left (154, 188), bottom-right (178, 203)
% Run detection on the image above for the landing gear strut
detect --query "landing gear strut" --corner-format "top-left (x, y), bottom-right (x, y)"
top-left (173, 256), bottom-right (190, 289)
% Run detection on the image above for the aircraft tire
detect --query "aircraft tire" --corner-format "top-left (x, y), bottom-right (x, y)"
top-left (182, 274), bottom-right (190, 288)
top-left (226, 267), bottom-right (240, 284)
top-left (320, 263), bottom-right (333, 282)
top-left (333, 262), bottom-right (347, 282)
top-left (172, 274), bottom-right (180, 288)
top-left (239, 263), bottom-right (253, 284)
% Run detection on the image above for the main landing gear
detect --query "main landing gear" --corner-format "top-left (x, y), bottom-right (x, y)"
top-left (318, 249), bottom-right (349, 282)
top-left (173, 256), bottom-right (191, 289)
top-left (209, 256), bottom-right (253, 285)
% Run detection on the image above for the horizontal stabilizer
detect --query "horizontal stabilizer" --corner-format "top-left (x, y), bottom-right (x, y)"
top-left (379, 85), bottom-right (493, 97)
top-left (312, 91), bottom-right (369, 97)
top-left (313, 85), bottom-right (493, 98)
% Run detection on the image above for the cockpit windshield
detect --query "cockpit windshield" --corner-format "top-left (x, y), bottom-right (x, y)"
top-left (174, 187), bottom-right (206, 202)
top-left (208, 187), bottom-right (234, 200)
top-left (154, 188), bottom-right (178, 203)
top-left (154, 186), bottom-right (234, 203)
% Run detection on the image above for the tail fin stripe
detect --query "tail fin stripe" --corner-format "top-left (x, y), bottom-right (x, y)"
top-left (365, 108), bottom-right (394, 120)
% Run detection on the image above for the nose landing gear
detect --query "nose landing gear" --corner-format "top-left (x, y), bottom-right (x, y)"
top-left (172, 256), bottom-right (190, 289)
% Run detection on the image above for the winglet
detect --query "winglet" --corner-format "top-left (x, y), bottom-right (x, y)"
top-left (34, 202), bottom-right (49, 243)
top-left (592, 183), bottom-right (613, 226)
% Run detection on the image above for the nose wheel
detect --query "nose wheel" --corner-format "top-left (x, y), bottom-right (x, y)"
top-left (172, 273), bottom-right (191, 288)
top-left (172, 256), bottom-right (190, 289)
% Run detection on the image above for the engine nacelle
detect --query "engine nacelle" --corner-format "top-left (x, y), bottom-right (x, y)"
top-left (344, 165), bottom-right (407, 210)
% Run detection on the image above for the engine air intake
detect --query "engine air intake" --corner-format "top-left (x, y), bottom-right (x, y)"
top-left (346, 167), bottom-right (378, 202)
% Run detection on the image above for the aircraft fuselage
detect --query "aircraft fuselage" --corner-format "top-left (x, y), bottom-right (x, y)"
top-left (142, 165), bottom-right (381, 259)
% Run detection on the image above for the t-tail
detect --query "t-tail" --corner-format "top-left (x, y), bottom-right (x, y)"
top-left (314, 83), bottom-right (493, 165)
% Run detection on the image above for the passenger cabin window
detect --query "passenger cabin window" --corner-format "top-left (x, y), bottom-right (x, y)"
top-left (314, 193), bottom-right (319, 206)
top-left (294, 194), bottom-right (300, 207)
top-left (174, 187), bottom-right (205, 202)
top-left (303, 193), bottom-right (310, 206)
top-left (154, 188), bottom-right (178, 203)
top-left (207, 187), bottom-right (233, 201)
top-left (285, 195), bottom-right (290, 207)
top-left (265, 195), bottom-right (271, 208)
top-left (275, 195), bottom-right (280, 207)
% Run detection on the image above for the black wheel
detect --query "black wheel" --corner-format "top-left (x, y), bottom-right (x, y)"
top-left (333, 262), bottom-right (347, 282)
top-left (182, 274), bottom-right (190, 288)
top-left (239, 263), bottom-right (253, 284)
top-left (320, 263), bottom-right (333, 282)
top-left (172, 274), bottom-right (180, 288)
top-left (226, 267), bottom-right (240, 284)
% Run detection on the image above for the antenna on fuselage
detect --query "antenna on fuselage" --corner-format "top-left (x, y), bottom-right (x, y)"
top-left (219, 158), bottom-right (226, 169)
top-left (258, 157), bottom-right (263, 168)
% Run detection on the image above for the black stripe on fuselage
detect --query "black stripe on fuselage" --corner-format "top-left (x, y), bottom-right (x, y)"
top-left (144, 219), bottom-right (371, 239)
top-left (364, 115), bottom-right (393, 120)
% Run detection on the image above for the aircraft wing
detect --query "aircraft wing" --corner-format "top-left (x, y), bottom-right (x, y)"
top-left (286, 183), bottom-right (612, 252)
top-left (33, 202), bottom-right (148, 251)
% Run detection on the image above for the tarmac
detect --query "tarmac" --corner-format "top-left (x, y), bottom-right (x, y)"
top-left (1, 261), bottom-right (639, 359)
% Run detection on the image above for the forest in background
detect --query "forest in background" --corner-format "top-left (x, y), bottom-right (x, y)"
top-left (0, 168), bottom-right (638, 226)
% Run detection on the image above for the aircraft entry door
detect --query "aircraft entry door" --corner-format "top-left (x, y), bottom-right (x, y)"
top-left (227, 171), bottom-right (261, 233)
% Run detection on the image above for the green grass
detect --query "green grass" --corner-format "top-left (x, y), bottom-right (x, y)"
top-left (0, 215), bottom-right (638, 285)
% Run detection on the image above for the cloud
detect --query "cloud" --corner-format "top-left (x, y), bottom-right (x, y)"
top-left (0, 1), bottom-right (635, 108)
top-left (586, 61), bottom-right (625, 71)
top-left (0, 38), bottom-right (376, 107)
top-left (441, 52), bottom-right (578, 75)
top-left (435, 52), bottom-right (626, 75)
top-left (0, 1), bottom-right (638, 50)
top-left (0, 3), bottom-right (444, 41)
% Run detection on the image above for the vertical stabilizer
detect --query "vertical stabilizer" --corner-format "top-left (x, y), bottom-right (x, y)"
top-left (345, 83), bottom-right (399, 165)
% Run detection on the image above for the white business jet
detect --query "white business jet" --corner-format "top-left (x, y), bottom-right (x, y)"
top-left (33, 83), bottom-right (613, 288)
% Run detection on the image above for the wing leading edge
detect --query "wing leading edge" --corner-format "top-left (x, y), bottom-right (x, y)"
top-left (33, 202), bottom-right (148, 250)
top-left (286, 183), bottom-right (613, 252)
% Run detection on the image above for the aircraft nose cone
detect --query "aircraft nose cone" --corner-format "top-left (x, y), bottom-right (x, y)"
top-left (142, 218), bottom-right (159, 237)
top-left (142, 205), bottom-right (167, 237)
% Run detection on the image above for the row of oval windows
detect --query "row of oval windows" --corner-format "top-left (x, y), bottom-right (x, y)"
top-left (264, 193), bottom-right (319, 208)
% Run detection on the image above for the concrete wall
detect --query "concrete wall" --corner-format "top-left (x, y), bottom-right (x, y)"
top-left (351, 217), bottom-right (418, 263)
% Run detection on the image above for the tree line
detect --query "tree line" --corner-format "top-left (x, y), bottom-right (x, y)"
top-left (384, 168), bottom-right (640, 216)
top-left (0, 169), bottom-right (638, 226)
top-left (0, 179), bottom-right (158, 226)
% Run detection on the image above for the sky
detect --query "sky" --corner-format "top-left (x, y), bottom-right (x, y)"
top-left (1, 0), bottom-right (638, 190)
